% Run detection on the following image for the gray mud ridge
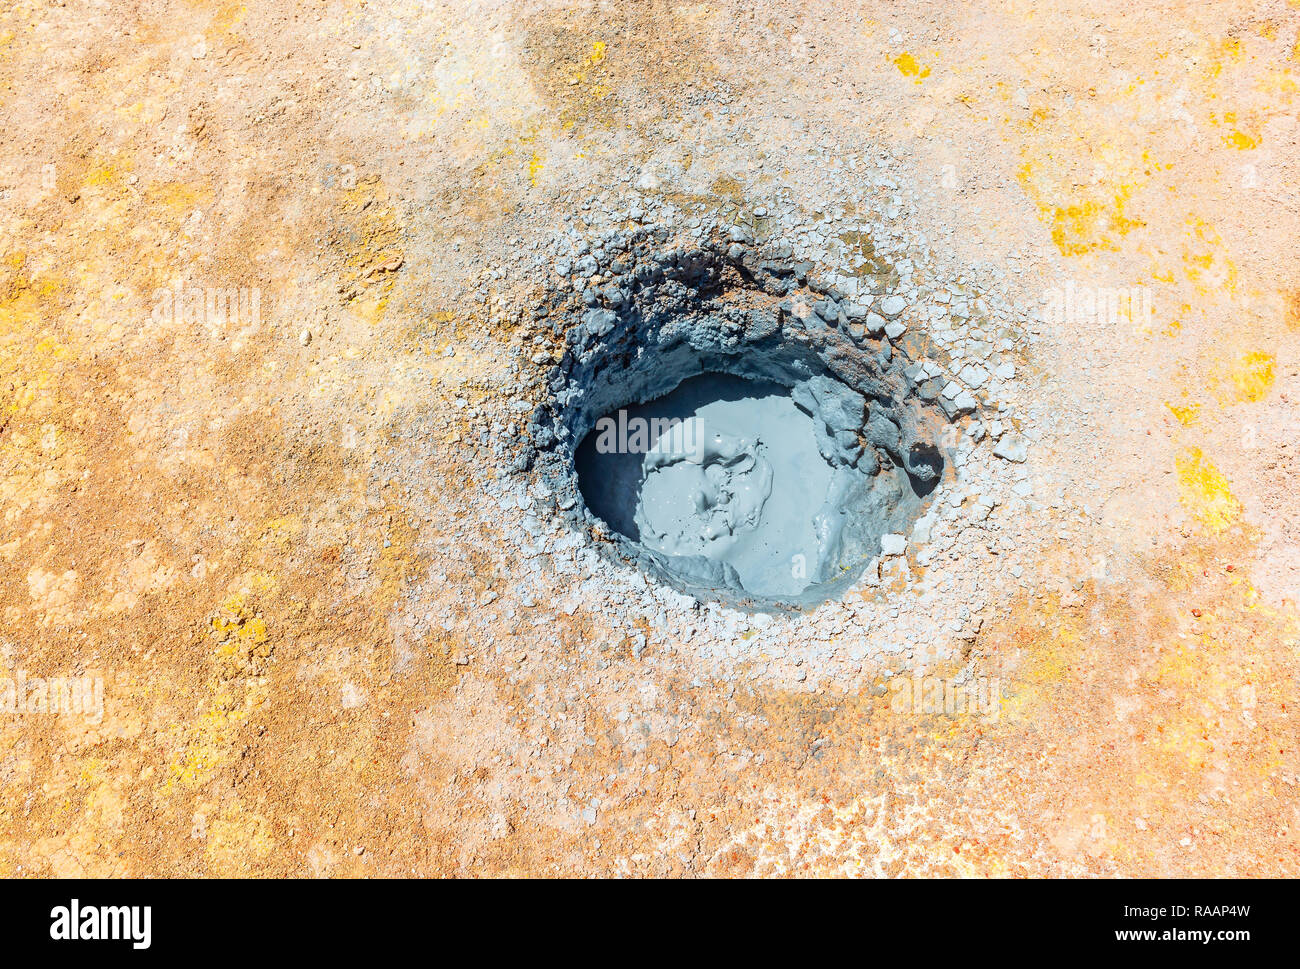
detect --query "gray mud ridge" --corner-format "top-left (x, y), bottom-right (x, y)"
top-left (525, 227), bottom-right (961, 609)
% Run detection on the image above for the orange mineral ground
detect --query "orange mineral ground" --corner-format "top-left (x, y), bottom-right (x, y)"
top-left (0, 0), bottom-right (1297, 876)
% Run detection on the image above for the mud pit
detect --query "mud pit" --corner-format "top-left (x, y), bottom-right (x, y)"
top-left (579, 373), bottom-right (831, 601)
top-left (539, 237), bottom-right (948, 606)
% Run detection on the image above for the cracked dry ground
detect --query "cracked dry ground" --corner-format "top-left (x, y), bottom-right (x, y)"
top-left (2, 0), bottom-right (1299, 876)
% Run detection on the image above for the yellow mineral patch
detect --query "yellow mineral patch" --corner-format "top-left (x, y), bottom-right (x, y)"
top-left (165, 592), bottom-right (273, 791)
top-left (1223, 128), bottom-right (1260, 150)
top-left (166, 704), bottom-right (247, 788)
top-left (210, 0), bottom-right (247, 35)
top-left (1175, 447), bottom-right (1242, 533)
top-left (143, 180), bottom-right (213, 215)
top-left (82, 159), bottom-right (131, 190)
top-left (1016, 161), bottom-right (1146, 257)
top-left (1258, 70), bottom-right (1299, 93)
top-left (1180, 217), bottom-right (1239, 295)
top-left (568, 41), bottom-right (610, 90)
top-left (891, 52), bottom-right (930, 80)
top-left (996, 600), bottom-right (1079, 725)
top-left (209, 592), bottom-right (271, 678)
top-left (337, 176), bottom-right (404, 309)
top-left (1226, 350), bottom-right (1275, 402)
top-left (1208, 37), bottom-right (1244, 78)
top-left (1166, 402), bottom-right (1200, 426)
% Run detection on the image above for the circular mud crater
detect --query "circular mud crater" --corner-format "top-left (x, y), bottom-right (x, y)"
top-left (528, 229), bottom-right (964, 608)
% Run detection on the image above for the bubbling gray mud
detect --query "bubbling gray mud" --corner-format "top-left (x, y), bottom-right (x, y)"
top-left (578, 374), bottom-right (832, 599)
top-left (526, 228), bottom-right (957, 608)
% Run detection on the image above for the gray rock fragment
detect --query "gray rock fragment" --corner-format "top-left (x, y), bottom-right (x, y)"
top-left (993, 434), bottom-right (1028, 463)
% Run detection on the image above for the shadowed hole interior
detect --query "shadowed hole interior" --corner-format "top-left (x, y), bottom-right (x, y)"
top-left (530, 236), bottom-right (953, 609)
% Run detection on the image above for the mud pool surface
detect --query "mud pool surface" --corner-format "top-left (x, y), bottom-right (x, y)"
top-left (577, 373), bottom-right (834, 598)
